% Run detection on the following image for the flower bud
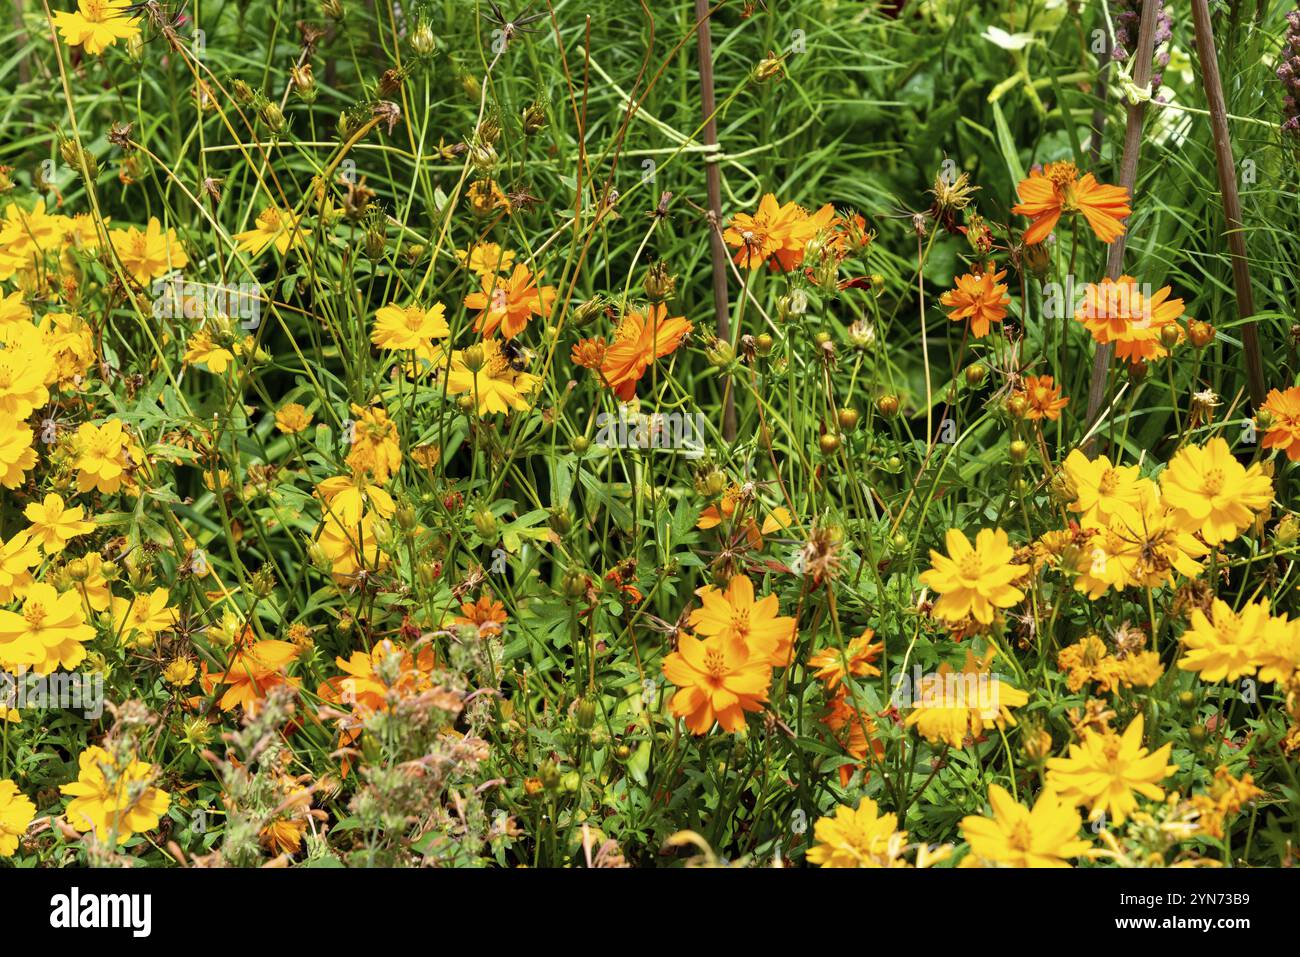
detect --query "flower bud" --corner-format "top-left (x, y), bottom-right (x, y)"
top-left (1009, 439), bottom-right (1029, 464)
top-left (754, 333), bottom-right (774, 356)
top-left (410, 21), bottom-right (436, 56)
top-left (876, 394), bottom-right (900, 417)
top-left (836, 407), bottom-right (859, 432)
top-left (965, 363), bottom-right (987, 386)
top-left (471, 509), bottom-right (498, 539)
top-left (819, 432), bottom-right (841, 455)
top-left (1159, 322), bottom-right (1181, 349)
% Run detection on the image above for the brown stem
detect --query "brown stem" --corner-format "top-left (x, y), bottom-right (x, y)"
top-left (693, 0), bottom-right (736, 441)
top-left (1190, 0), bottom-right (1267, 406)
top-left (1083, 0), bottom-right (1162, 451)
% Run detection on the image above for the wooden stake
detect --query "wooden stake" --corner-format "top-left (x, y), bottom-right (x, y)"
top-left (1190, 0), bottom-right (1267, 406)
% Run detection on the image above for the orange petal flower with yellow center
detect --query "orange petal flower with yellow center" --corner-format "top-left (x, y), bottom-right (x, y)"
top-left (688, 573), bottom-right (796, 667)
top-left (1011, 161), bottom-right (1132, 245)
top-left (939, 266), bottom-right (1009, 339)
top-left (661, 631), bottom-right (774, 734)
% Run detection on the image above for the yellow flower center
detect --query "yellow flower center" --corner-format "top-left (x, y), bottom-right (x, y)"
top-left (1202, 468), bottom-right (1225, 495)
top-left (958, 553), bottom-right (984, 579)
top-left (703, 647), bottom-right (728, 680)
top-left (1007, 819), bottom-right (1035, 853)
top-left (729, 607), bottom-right (750, 636)
top-left (1098, 469), bottom-right (1119, 495)
top-left (23, 601), bottom-right (47, 631)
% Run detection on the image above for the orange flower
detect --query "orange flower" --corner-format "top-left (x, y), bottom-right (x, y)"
top-left (1011, 161), bottom-right (1132, 245)
top-left (1017, 374), bottom-right (1069, 421)
top-left (940, 266), bottom-right (1009, 339)
top-left (807, 629), bottom-right (884, 690)
top-left (723, 194), bottom-right (834, 271)
top-left (1260, 386), bottom-right (1300, 461)
top-left (570, 337), bottom-right (607, 369)
top-left (464, 263), bottom-right (555, 339)
top-left (453, 592), bottom-right (508, 637)
top-left (201, 639), bottom-right (301, 713)
top-left (1075, 276), bottom-right (1185, 366)
top-left (688, 573), bottom-right (796, 667)
top-left (599, 304), bottom-right (692, 401)
top-left (823, 689), bottom-right (884, 786)
top-left (661, 631), bottom-right (773, 734)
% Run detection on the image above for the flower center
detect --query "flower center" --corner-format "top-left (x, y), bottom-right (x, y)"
top-left (729, 608), bottom-right (750, 636)
top-left (1008, 820), bottom-right (1034, 853)
top-left (703, 647), bottom-right (727, 680)
top-left (23, 602), bottom-right (47, 631)
top-left (958, 553), bottom-right (984, 579)
top-left (1098, 469), bottom-right (1120, 495)
top-left (1203, 468), bottom-right (1225, 495)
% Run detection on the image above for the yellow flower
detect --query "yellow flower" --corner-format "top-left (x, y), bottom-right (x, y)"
top-left (183, 328), bottom-right (235, 374)
top-left (919, 528), bottom-right (1027, 624)
top-left (1058, 634), bottom-right (1162, 693)
top-left (109, 587), bottom-right (177, 648)
top-left (234, 206), bottom-right (303, 256)
top-left (109, 217), bottom-right (188, 285)
top-left (51, 0), bottom-right (141, 55)
top-left (1107, 493), bottom-right (1207, 590)
top-left (661, 631), bottom-right (774, 735)
top-left (1062, 449), bottom-right (1148, 530)
top-left (0, 582), bottom-right (96, 674)
top-left (0, 328), bottom-right (54, 419)
top-left (1189, 766), bottom-right (1263, 840)
top-left (1045, 715), bottom-right (1177, 825)
top-left (344, 404), bottom-right (401, 484)
top-left (806, 798), bottom-right (907, 868)
top-left (688, 574), bottom-right (796, 668)
top-left (73, 419), bottom-right (131, 494)
top-left (1178, 597), bottom-right (1271, 683)
top-left (960, 785), bottom-right (1091, 868)
top-left (456, 242), bottom-right (515, 278)
top-left (275, 402), bottom-right (313, 434)
top-left (0, 779), bottom-right (35, 857)
top-left (903, 649), bottom-right (1028, 747)
top-left (60, 745), bottom-right (170, 844)
top-left (0, 415), bottom-right (37, 490)
top-left (23, 493), bottom-right (95, 554)
top-left (0, 530), bottom-right (41, 603)
top-left (162, 657), bottom-right (197, 687)
top-left (445, 339), bottom-right (540, 416)
top-left (371, 302), bottom-right (450, 354)
top-left (1160, 437), bottom-right (1273, 546)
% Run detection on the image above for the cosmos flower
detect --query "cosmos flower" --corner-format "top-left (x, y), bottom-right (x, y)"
top-left (599, 304), bottom-right (692, 401)
top-left (960, 785), bottom-right (1091, 868)
top-left (61, 745), bottom-right (171, 844)
top-left (1012, 161), bottom-right (1132, 244)
top-left (1160, 437), bottom-right (1272, 545)
top-left (464, 263), bottom-right (554, 339)
top-left (51, 0), bottom-right (141, 56)
top-left (688, 573), bottom-right (796, 668)
top-left (108, 217), bottom-right (188, 285)
top-left (919, 527), bottom-right (1028, 624)
top-left (1045, 715), bottom-right (1177, 825)
top-left (940, 266), bottom-right (1010, 339)
top-left (445, 338), bottom-right (541, 416)
top-left (661, 631), bottom-right (773, 734)
top-left (1074, 276), bottom-right (1185, 366)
